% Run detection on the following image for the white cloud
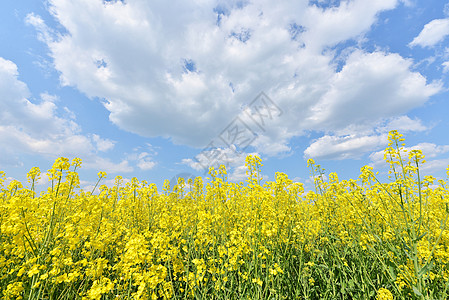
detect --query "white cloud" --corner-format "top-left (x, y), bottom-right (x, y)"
top-left (182, 145), bottom-right (245, 172)
top-left (418, 158), bottom-right (449, 174)
top-left (368, 150), bottom-right (388, 168)
top-left (126, 149), bottom-right (157, 171)
top-left (443, 61), bottom-right (449, 73)
top-left (27, 0), bottom-right (441, 160)
top-left (409, 18), bottom-right (449, 48)
top-left (136, 152), bottom-right (157, 170)
top-left (306, 51), bottom-right (441, 131)
top-left (292, 176), bottom-right (302, 183)
top-left (36, 172), bottom-right (50, 186)
top-left (0, 56), bottom-right (128, 173)
top-left (182, 145), bottom-right (260, 182)
top-left (92, 134), bottom-right (115, 152)
top-left (377, 115), bottom-right (428, 133)
top-left (304, 134), bottom-right (387, 160)
top-left (251, 135), bottom-right (292, 156)
top-left (83, 157), bottom-right (133, 174)
top-left (24, 13), bottom-right (55, 44)
top-left (3, 177), bottom-right (17, 189)
top-left (137, 159), bottom-right (156, 171)
top-left (369, 142), bottom-right (449, 171)
top-left (303, 0), bottom-right (397, 50)
top-left (40, 92), bottom-right (59, 103)
top-left (409, 143), bottom-right (449, 158)
top-left (399, 0), bottom-right (414, 7)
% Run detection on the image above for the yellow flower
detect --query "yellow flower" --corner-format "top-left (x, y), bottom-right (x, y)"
top-left (97, 171), bottom-right (107, 179)
top-left (4, 282), bottom-right (24, 299)
top-left (252, 278), bottom-right (263, 286)
top-left (27, 264), bottom-right (40, 277)
top-left (376, 288), bottom-right (393, 300)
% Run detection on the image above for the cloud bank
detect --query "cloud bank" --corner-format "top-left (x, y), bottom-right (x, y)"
top-left (25, 0), bottom-right (441, 162)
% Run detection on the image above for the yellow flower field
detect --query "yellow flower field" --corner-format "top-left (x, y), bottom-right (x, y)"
top-left (1, 130), bottom-right (448, 299)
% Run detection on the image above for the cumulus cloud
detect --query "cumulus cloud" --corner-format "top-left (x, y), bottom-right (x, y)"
top-left (182, 145), bottom-right (245, 171)
top-left (137, 159), bottom-right (156, 171)
top-left (83, 157), bottom-right (133, 173)
top-left (409, 18), bottom-right (449, 48)
top-left (418, 158), bottom-right (449, 174)
top-left (410, 143), bottom-right (449, 158)
top-left (368, 150), bottom-right (388, 168)
top-left (378, 116), bottom-right (428, 133)
top-left (136, 152), bottom-right (157, 170)
top-left (304, 134), bottom-right (387, 160)
top-left (306, 51), bottom-right (441, 131)
top-left (0, 57), bottom-right (130, 174)
top-left (182, 145), bottom-right (260, 182)
top-left (443, 61), bottom-right (449, 73)
top-left (302, 0), bottom-right (397, 50)
top-left (92, 134), bottom-right (115, 152)
top-left (27, 0), bottom-right (440, 161)
top-left (302, 114), bottom-right (429, 161)
top-left (125, 144), bottom-right (158, 171)
top-left (369, 142), bottom-right (449, 171)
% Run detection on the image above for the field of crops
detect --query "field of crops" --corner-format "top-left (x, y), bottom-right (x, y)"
top-left (1, 131), bottom-right (448, 299)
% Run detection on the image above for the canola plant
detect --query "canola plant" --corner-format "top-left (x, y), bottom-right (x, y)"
top-left (1, 131), bottom-right (448, 299)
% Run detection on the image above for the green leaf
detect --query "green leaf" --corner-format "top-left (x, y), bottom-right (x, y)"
top-left (387, 243), bottom-right (400, 256)
top-left (402, 240), bottom-right (411, 252)
top-left (372, 234), bottom-right (382, 243)
top-left (413, 286), bottom-right (423, 297)
top-left (348, 279), bottom-right (354, 289)
top-left (388, 265), bottom-right (396, 280)
top-left (418, 261), bottom-right (434, 279)
top-left (414, 232), bottom-right (427, 243)
top-left (403, 248), bottom-right (413, 260)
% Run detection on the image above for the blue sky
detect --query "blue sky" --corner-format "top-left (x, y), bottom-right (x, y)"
top-left (1, 0), bottom-right (449, 191)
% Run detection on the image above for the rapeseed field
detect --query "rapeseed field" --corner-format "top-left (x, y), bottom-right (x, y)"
top-left (1, 130), bottom-right (448, 299)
